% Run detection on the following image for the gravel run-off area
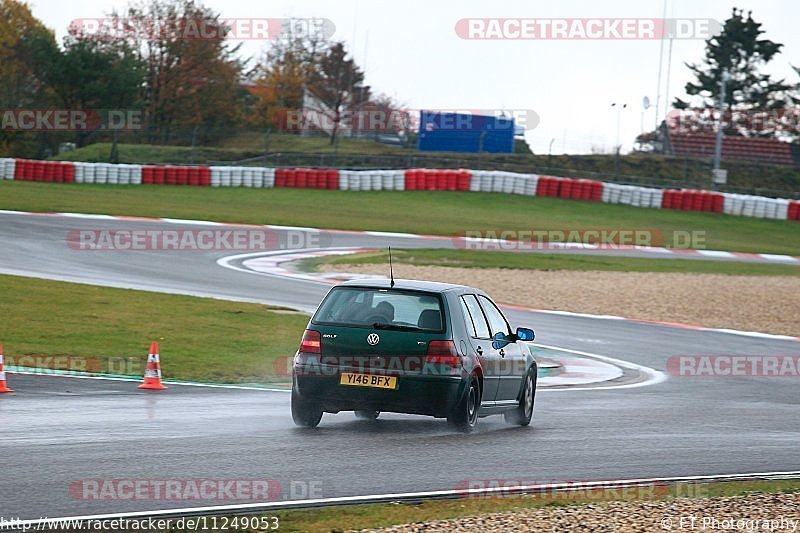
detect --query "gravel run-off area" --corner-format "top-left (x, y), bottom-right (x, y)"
top-left (353, 492), bottom-right (800, 532)
top-left (320, 264), bottom-right (800, 337)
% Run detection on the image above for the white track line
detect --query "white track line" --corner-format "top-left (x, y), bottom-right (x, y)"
top-left (697, 250), bottom-right (735, 258)
top-left (266, 224), bottom-right (320, 232)
top-left (534, 343), bottom-right (667, 391)
top-left (55, 213), bottom-right (118, 220)
top-left (6, 368), bottom-right (289, 392)
top-left (216, 247), bottom-right (356, 287)
top-left (160, 218), bottom-right (223, 226)
top-left (10, 470), bottom-right (800, 527)
top-left (364, 231), bottom-right (419, 238)
top-left (7, 342), bottom-right (661, 393)
top-left (760, 253), bottom-right (799, 262)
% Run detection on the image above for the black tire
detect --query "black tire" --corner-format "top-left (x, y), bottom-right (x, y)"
top-left (448, 376), bottom-right (480, 432)
top-left (291, 388), bottom-right (323, 428)
top-left (354, 410), bottom-right (380, 420)
top-left (504, 368), bottom-right (536, 426)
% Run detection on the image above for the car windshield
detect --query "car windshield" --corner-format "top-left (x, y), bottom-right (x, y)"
top-left (313, 287), bottom-right (444, 331)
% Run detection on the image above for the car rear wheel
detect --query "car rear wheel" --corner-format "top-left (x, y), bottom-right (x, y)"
top-left (448, 376), bottom-right (480, 432)
top-left (504, 368), bottom-right (535, 426)
top-left (354, 410), bottom-right (380, 420)
top-left (291, 389), bottom-right (323, 428)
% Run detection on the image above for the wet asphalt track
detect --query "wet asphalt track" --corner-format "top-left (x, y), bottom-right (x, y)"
top-left (0, 212), bottom-right (798, 519)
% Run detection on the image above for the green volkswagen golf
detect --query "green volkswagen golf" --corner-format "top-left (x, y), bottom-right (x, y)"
top-left (291, 279), bottom-right (537, 432)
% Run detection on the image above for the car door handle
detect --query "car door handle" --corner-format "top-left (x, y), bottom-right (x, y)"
top-left (476, 346), bottom-right (483, 355)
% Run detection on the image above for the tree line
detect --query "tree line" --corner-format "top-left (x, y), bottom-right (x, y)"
top-left (0, 0), bottom-right (376, 157)
top-left (2, 1), bottom-right (798, 159)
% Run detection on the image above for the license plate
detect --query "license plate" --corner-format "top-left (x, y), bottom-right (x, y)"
top-left (340, 372), bottom-right (397, 389)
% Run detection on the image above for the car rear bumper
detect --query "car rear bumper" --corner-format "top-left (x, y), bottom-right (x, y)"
top-left (293, 367), bottom-right (465, 418)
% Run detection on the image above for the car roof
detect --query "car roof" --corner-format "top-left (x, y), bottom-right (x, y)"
top-left (336, 278), bottom-right (476, 294)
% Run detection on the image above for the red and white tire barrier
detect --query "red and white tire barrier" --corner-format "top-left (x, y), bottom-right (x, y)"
top-left (469, 170), bottom-right (539, 195)
top-left (602, 183), bottom-right (664, 208)
top-left (404, 169), bottom-right (471, 191)
top-left (2, 157), bottom-right (798, 222)
top-left (339, 169), bottom-right (405, 191)
top-left (723, 193), bottom-right (792, 219)
top-left (6, 159), bottom-right (76, 182)
top-left (274, 168), bottom-right (339, 189)
top-left (0, 158), bottom-right (15, 180)
top-left (210, 167), bottom-right (276, 188)
top-left (74, 162), bottom-right (143, 185)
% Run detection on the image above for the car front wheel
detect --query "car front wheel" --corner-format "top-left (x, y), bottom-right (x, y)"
top-left (291, 388), bottom-right (323, 428)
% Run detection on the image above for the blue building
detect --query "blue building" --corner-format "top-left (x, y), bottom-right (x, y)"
top-left (417, 111), bottom-right (515, 153)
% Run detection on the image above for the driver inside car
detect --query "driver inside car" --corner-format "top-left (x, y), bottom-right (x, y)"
top-left (372, 301), bottom-right (395, 324)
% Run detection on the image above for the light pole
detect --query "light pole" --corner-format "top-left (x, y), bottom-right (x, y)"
top-left (641, 96), bottom-right (650, 135)
top-left (653, 0), bottom-right (668, 130)
top-left (611, 102), bottom-right (628, 149)
top-left (611, 102), bottom-right (628, 178)
top-left (712, 70), bottom-right (730, 188)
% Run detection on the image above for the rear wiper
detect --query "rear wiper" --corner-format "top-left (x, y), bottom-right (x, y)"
top-left (371, 322), bottom-right (422, 331)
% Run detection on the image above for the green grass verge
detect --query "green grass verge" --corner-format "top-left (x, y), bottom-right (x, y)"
top-left (261, 480), bottom-right (800, 532)
top-left (213, 132), bottom-right (412, 155)
top-left (303, 249), bottom-right (800, 276)
top-left (49, 142), bottom-right (263, 165)
top-left (0, 274), bottom-right (307, 383)
top-left (49, 135), bottom-right (410, 164)
top-left (2, 182), bottom-right (799, 255)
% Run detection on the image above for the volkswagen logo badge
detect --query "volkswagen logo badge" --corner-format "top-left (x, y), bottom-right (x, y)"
top-left (367, 333), bottom-right (380, 346)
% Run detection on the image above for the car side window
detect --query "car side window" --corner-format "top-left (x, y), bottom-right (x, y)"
top-left (478, 296), bottom-right (511, 337)
top-left (461, 295), bottom-right (491, 339)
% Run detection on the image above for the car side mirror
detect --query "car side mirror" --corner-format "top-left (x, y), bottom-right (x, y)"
top-left (492, 332), bottom-right (511, 350)
top-left (516, 327), bottom-right (535, 342)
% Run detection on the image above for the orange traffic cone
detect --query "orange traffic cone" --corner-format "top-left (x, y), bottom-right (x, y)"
top-left (138, 341), bottom-right (167, 390)
top-left (0, 343), bottom-right (13, 393)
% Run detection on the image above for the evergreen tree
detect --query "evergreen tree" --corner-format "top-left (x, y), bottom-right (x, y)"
top-left (674, 8), bottom-right (791, 137)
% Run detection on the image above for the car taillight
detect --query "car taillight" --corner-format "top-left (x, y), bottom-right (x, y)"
top-left (299, 329), bottom-right (321, 354)
top-left (425, 340), bottom-right (461, 366)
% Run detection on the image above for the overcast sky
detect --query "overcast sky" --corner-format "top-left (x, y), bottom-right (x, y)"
top-left (30, 0), bottom-right (800, 154)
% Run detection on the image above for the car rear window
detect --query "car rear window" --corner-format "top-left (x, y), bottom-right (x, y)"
top-left (313, 287), bottom-right (445, 331)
